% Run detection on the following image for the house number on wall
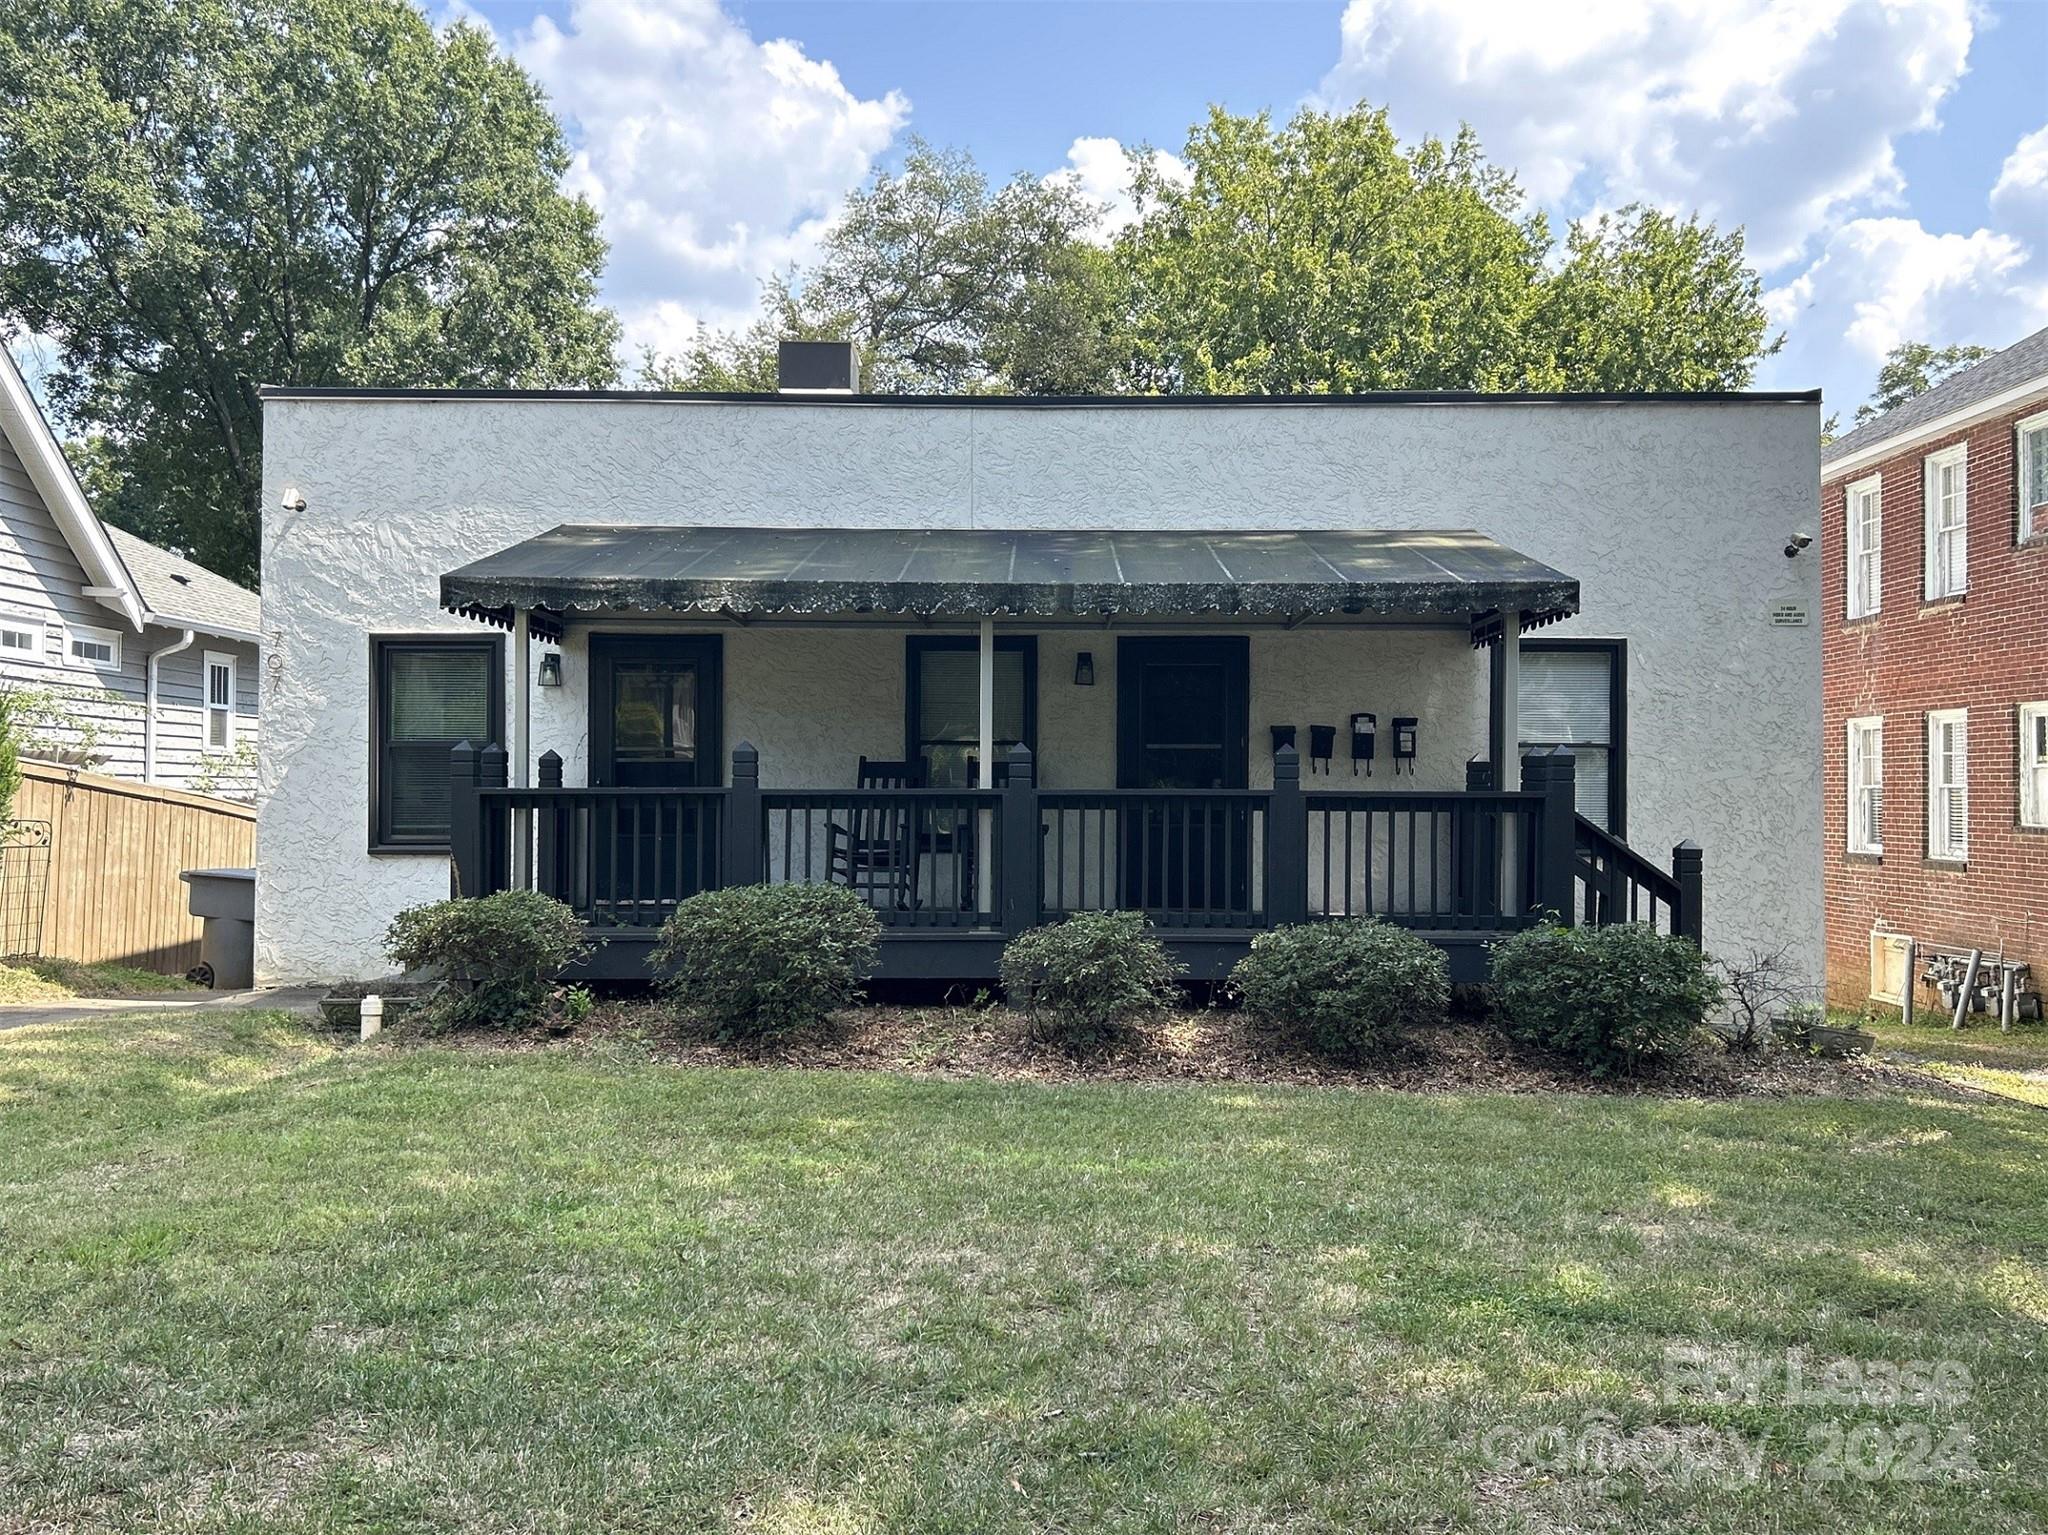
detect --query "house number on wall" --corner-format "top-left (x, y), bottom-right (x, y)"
top-left (1767, 601), bottom-right (1811, 627)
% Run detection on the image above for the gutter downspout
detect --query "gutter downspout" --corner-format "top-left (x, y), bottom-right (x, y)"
top-left (145, 628), bottom-right (196, 784)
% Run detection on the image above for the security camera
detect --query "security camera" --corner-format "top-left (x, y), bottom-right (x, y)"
top-left (279, 486), bottom-right (307, 513)
top-left (1784, 532), bottom-right (1813, 558)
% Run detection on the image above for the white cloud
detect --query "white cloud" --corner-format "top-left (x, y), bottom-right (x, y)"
top-left (497, 0), bottom-right (909, 360)
top-left (1992, 122), bottom-right (2048, 232)
top-left (1759, 216), bottom-right (2048, 409)
top-left (1048, 137), bottom-right (1190, 243)
top-left (1318, 0), bottom-right (1973, 269)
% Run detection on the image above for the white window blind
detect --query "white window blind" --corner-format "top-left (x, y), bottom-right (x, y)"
top-left (2021, 415), bottom-right (2048, 543)
top-left (1518, 647), bottom-right (1616, 830)
top-left (1846, 476), bottom-right (1882, 618)
top-left (915, 647), bottom-right (1026, 786)
top-left (204, 651), bottom-right (236, 751)
top-left (2021, 703), bottom-right (2048, 829)
top-left (1847, 716), bottom-right (1883, 854)
top-left (1927, 709), bottom-right (1968, 860)
top-left (1923, 448), bottom-right (1967, 599)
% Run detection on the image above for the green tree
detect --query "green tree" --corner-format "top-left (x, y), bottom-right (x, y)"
top-left (1117, 105), bottom-right (1777, 395)
top-left (0, 692), bottom-right (20, 826)
top-left (1854, 341), bottom-right (1996, 425)
top-left (1116, 107), bottom-right (1557, 394)
top-left (1533, 205), bottom-right (1777, 390)
top-left (644, 140), bottom-right (1119, 394)
top-left (0, 0), bottom-right (620, 586)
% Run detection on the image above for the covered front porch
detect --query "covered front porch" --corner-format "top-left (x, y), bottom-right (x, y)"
top-left (439, 526), bottom-right (1700, 982)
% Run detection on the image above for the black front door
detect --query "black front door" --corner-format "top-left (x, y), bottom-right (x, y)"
top-left (1117, 637), bottom-right (1250, 916)
top-left (588, 636), bottom-right (722, 919)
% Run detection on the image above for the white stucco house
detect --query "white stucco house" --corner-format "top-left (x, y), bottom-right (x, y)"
top-left (0, 350), bottom-right (260, 797)
top-left (256, 343), bottom-right (1821, 986)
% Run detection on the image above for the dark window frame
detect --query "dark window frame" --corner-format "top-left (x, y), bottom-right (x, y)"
top-left (903, 635), bottom-right (1038, 783)
top-left (1518, 637), bottom-right (1628, 836)
top-left (368, 633), bottom-right (505, 854)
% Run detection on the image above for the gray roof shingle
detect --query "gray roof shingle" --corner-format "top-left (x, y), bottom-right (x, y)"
top-left (105, 525), bottom-right (259, 638)
top-left (1822, 324), bottom-right (2048, 468)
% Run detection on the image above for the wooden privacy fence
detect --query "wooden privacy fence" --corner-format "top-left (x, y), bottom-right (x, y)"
top-left (9, 760), bottom-right (255, 975)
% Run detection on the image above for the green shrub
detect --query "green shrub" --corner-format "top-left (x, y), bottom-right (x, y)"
top-left (1000, 911), bottom-right (1182, 1050)
top-left (1230, 919), bottom-right (1448, 1062)
top-left (1491, 923), bottom-right (1721, 1074)
top-left (383, 890), bottom-right (593, 1031)
top-left (652, 883), bottom-right (882, 1041)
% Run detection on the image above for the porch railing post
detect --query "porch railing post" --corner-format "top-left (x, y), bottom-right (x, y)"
top-left (999, 744), bottom-right (1038, 935)
top-left (449, 741), bottom-right (482, 898)
top-left (1463, 756), bottom-right (1495, 919)
top-left (1265, 744), bottom-right (1307, 927)
top-left (1525, 747), bottom-right (1577, 925)
top-left (724, 741), bottom-right (762, 887)
top-left (535, 750), bottom-right (564, 898)
top-left (479, 743), bottom-right (509, 893)
top-left (1672, 840), bottom-right (1704, 946)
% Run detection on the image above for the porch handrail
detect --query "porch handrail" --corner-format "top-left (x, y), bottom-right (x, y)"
top-left (450, 740), bottom-right (1700, 951)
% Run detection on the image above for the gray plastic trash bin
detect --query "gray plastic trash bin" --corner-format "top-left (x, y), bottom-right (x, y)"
top-left (180, 867), bottom-right (255, 990)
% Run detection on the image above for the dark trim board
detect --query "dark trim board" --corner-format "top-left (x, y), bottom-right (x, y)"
top-left (573, 927), bottom-right (1498, 986)
top-left (367, 632), bottom-right (504, 855)
top-left (903, 634), bottom-right (1040, 778)
top-left (587, 633), bottom-right (725, 788)
top-left (1519, 636), bottom-right (1629, 837)
top-left (265, 385), bottom-right (1824, 407)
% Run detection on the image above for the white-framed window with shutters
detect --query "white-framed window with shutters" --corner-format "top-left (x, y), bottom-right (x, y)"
top-left (63, 621), bottom-right (121, 671)
top-left (0, 608), bottom-right (45, 661)
top-left (1845, 473), bottom-right (1883, 618)
top-left (1847, 716), bottom-right (1883, 854)
top-left (203, 650), bottom-right (236, 752)
top-left (1518, 640), bottom-right (1625, 833)
top-left (2019, 412), bottom-right (2048, 544)
top-left (2020, 703), bottom-right (2048, 829)
top-left (1923, 444), bottom-right (1968, 600)
top-left (1927, 708), bottom-right (1968, 861)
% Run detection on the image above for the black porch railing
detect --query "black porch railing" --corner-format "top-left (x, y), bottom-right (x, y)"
top-left (449, 740), bottom-right (1702, 955)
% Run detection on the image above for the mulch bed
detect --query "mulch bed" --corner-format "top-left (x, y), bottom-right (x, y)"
top-left (430, 1000), bottom-right (1953, 1102)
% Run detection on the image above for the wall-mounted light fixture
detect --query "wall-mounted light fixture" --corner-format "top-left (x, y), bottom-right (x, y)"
top-left (537, 651), bottom-right (564, 688)
top-left (1073, 651), bottom-right (1094, 686)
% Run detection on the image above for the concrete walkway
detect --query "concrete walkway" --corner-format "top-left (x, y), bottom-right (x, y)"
top-left (0, 986), bottom-right (326, 1031)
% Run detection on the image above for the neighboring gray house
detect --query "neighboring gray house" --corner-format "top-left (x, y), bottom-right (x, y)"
top-left (257, 344), bottom-right (1821, 985)
top-left (0, 349), bottom-right (260, 798)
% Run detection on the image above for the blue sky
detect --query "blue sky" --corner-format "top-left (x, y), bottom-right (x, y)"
top-left (465, 1), bottom-right (2043, 409)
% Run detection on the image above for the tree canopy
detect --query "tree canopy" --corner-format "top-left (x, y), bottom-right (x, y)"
top-left (657, 105), bottom-right (1779, 400)
top-left (1853, 340), bottom-right (1996, 425)
top-left (0, 0), bottom-right (620, 585)
top-left (642, 141), bottom-right (1117, 395)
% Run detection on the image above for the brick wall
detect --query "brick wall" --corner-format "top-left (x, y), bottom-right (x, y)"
top-left (1821, 397), bottom-right (2048, 1007)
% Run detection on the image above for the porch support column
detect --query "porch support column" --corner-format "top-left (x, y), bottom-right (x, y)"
top-left (1488, 611), bottom-right (1522, 792)
top-left (977, 615), bottom-right (995, 917)
top-left (977, 616), bottom-right (995, 789)
top-left (512, 608), bottom-right (532, 888)
top-left (512, 608), bottom-right (532, 788)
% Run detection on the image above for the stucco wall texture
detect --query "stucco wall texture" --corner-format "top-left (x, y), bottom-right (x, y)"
top-left (259, 394), bottom-right (1821, 983)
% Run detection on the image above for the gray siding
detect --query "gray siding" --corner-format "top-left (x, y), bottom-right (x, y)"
top-left (0, 434), bottom-right (258, 798)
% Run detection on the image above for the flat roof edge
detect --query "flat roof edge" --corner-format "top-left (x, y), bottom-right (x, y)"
top-left (260, 385), bottom-right (1822, 407)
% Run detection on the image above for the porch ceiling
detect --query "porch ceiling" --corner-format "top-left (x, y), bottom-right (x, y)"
top-left (441, 524), bottom-right (1579, 629)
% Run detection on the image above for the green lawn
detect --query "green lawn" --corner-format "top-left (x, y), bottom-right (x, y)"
top-left (3, 1013), bottom-right (2047, 1533)
top-left (1854, 1012), bottom-right (2048, 1110)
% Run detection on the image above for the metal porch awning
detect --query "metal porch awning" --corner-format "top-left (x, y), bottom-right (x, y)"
top-left (442, 524), bottom-right (1579, 637)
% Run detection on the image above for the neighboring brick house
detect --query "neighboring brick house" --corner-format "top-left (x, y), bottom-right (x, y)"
top-left (1820, 325), bottom-right (2048, 1021)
